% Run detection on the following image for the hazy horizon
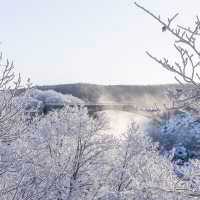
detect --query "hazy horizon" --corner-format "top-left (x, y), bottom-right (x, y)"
top-left (35, 82), bottom-right (179, 87)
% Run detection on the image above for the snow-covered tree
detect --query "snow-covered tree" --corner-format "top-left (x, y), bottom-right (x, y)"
top-left (0, 53), bottom-right (24, 143)
top-left (0, 105), bottom-right (114, 200)
top-left (135, 2), bottom-right (200, 198)
top-left (98, 121), bottom-right (187, 200)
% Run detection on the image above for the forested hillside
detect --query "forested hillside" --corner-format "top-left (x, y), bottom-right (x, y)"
top-left (36, 83), bottom-right (188, 107)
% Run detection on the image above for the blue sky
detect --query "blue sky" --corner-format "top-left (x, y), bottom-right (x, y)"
top-left (1, 0), bottom-right (200, 85)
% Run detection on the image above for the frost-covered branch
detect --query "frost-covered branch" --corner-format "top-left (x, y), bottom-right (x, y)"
top-left (135, 2), bottom-right (200, 88)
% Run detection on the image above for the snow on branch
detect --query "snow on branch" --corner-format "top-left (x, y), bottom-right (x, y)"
top-left (135, 2), bottom-right (200, 88)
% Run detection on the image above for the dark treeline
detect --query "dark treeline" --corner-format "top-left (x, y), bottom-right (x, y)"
top-left (35, 83), bottom-right (189, 106)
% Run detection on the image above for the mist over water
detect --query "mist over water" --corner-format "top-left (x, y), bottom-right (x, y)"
top-left (101, 110), bottom-right (150, 138)
top-left (96, 93), bottom-right (160, 138)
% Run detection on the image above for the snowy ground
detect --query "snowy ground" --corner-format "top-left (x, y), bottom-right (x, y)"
top-left (100, 110), bottom-right (151, 138)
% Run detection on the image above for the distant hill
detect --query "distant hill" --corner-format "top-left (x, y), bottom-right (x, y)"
top-left (35, 83), bottom-right (187, 108)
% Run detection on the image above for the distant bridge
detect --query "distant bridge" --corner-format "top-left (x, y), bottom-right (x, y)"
top-left (31, 102), bottom-right (160, 117)
top-left (85, 104), bottom-right (138, 113)
top-left (68, 104), bottom-right (160, 117)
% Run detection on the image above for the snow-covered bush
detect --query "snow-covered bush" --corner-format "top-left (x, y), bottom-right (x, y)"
top-left (28, 88), bottom-right (83, 106)
top-left (14, 96), bottom-right (44, 114)
top-left (147, 111), bottom-right (200, 159)
top-left (33, 89), bottom-right (65, 105)
top-left (16, 88), bottom-right (84, 115)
